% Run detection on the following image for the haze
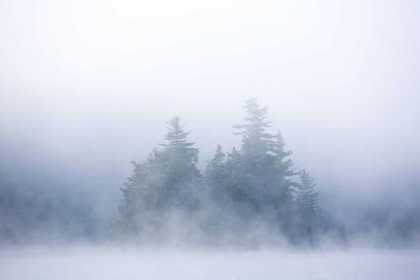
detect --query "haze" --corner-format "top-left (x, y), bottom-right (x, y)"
top-left (0, 0), bottom-right (419, 279)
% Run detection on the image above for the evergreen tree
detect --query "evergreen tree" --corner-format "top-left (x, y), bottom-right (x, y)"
top-left (271, 131), bottom-right (297, 203)
top-left (116, 117), bottom-right (201, 241)
top-left (160, 116), bottom-right (198, 164)
top-left (203, 145), bottom-right (229, 236)
top-left (295, 170), bottom-right (320, 245)
top-left (233, 99), bottom-right (297, 204)
top-left (233, 98), bottom-right (276, 174)
top-left (160, 116), bottom-right (201, 210)
top-left (205, 145), bottom-right (227, 206)
top-left (220, 98), bottom-right (298, 236)
top-left (297, 170), bottom-right (319, 215)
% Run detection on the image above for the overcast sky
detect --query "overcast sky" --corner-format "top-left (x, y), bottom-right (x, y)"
top-left (1, 0), bottom-right (419, 220)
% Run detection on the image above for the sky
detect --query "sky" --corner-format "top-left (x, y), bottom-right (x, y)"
top-left (0, 0), bottom-right (419, 222)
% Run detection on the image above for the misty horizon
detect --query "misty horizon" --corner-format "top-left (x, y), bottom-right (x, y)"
top-left (1, 0), bottom-right (419, 279)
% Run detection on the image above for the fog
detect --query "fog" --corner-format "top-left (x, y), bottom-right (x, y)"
top-left (0, 0), bottom-right (419, 278)
top-left (1, 248), bottom-right (420, 280)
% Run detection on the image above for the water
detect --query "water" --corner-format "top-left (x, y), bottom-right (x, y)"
top-left (1, 248), bottom-right (419, 280)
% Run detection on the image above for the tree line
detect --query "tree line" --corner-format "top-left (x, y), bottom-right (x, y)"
top-left (115, 98), bottom-right (324, 247)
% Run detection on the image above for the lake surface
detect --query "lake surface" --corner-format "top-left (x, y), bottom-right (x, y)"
top-left (0, 248), bottom-right (419, 280)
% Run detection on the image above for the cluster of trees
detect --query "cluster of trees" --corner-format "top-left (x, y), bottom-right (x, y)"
top-left (115, 99), bottom-right (323, 246)
top-left (1, 98), bottom-right (418, 247)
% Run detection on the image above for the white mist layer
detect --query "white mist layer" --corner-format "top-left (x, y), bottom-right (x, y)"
top-left (1, 248), bottom-right (419, 280)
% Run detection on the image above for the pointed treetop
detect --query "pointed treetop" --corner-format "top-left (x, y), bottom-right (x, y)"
top-left (297, 170), bottom-right (319, 213)
top-left (233, 98), bottom-right (272, 135)
top-left (160, 116), bottom-right (198, 162)
top-left (206, 145), bottom-right (226, 175)
top-left (160, 116), bottom-right (194, 148)
top-left (214, 144), bottom-right (225, 161)
top-left (233, 98), bottom-right (273, 137)
top-left (299, 170), bottom-right (316, 188)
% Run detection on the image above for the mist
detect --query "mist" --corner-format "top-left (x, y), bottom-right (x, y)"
top-left (1, 0), bottom-right (419, 279)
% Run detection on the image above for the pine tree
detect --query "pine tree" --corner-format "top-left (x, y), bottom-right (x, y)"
top-left (160, 116), bottom-right (198, 164)
top-left (116, 117), bottom-right (201, 241)
top-left (116, 159), bottom-right (148, 235)
top-left (297, 170), bottom-right (319, 215)
top-left (205, 145), bottom-right (227, 205)
top-left (233, 98), bottom-right (276, 174)
top-left (203, 145), bottom-right (229, 236)
top-left (296, 170), bottom-right (320, 245)
top-left (160, 116), bottom-right (201, 210)
top-left (114, 149), bottom-right (170, 241)
top-left (271, 131), bottom-right (297, 203)
top-left (223, 98), bottom-right (298, 235)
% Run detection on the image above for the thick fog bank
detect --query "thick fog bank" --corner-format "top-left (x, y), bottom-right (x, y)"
top-left (0, 248), bottom-right (419, 280)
